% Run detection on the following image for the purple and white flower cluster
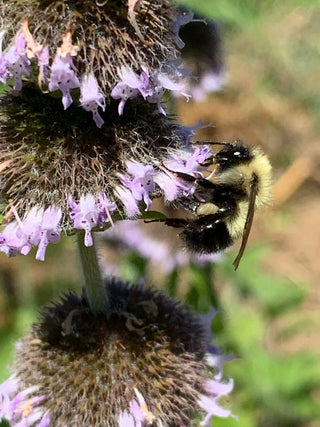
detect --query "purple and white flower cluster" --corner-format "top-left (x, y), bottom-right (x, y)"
top-left (0, 19), bottom-right (190, 128)
top-left (111, 64), bottom-right (190, 116)
top-left (68, 193), bottom-right (116, 248)
top-left (0, 27), bottom-right (107, 127)
top-left (0, 144), bottom-right (212, 260)
top-left (0, 207), bottom-right (62, 261)
top-left (198, 352), bottom-right (237, 426)
top-left (0, 376), bottom-right (50, 427)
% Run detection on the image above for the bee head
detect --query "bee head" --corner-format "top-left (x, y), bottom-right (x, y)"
top-left (215, 141), bottom-right (253, 170)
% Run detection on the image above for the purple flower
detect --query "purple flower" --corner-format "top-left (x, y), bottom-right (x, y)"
top-left (37, 46), bottom-right (50, 84)
top-left (111, 66), bottom-right (145, 115)
top-left (185, 145), bottom-right (213, 171)
top-left (118, 411), bottom-right (136, 427)
top-left (197, 351), bottom-right (237, 426)
top-left (37, 411), bottom-right (50, 427)
top-left (4, 32), bottom-right (30, 90)
top-left (114, 186), bottom-right (140, 217)
top-left (68, 194), bottom-right (99, 246)
top-left (178, 120), bottom-right (209, 145)
top-left (154, 146), bottom-right (212, 201)
top-left (145, 85), bottom-right (166, 114)
top-left (160, 164), bottom-right (196, 198)
top-left (155, 69), bottom-right (187, 94)
top-left (111, 81), bottom-right (140, 115)
top-left (80, 73), bottom-right (106, 128)
top-left (0, 208), bottom-right (43, 257)
top-left (111, 65), bottom-right (189, 116)
top-left (165, 149), bottom-right (204, 175)
top-left (0, 377), bottom-right (19, 420)
top-left (0, 206), bottom-right (62, 261)
top-left (16, 208), bottom-right (42, 256)
top-left (118, 389), bottom-right (155, 427)
top-left (0, 221), bottom-right (23, 257)
top-left (97, 193), bottom-right (116, 227)
top-left (198, 394), bottom-right (235, 426)
top-left (0, 29), bottom-right (11, 83)
top-left (0, 55), bottom-right (10, 83)
top-left (119, 162), bottom-right (155, 211)
top-left (36, 206), bottom-right (62, 261)
top-left (190, 71), bottom-right (226, 102)
top-left (0, 377), bottom-right (49, 426)
top-left (134, 66), bottom-right (151, 98)
top-left (145, 68), bottom-right (190, 115)
top-left (48, 55), bottom-right (80, 109)
top-left (154, 171), bottom-right (180, 201)
top-left (171, 10), bottom-right (195, 49)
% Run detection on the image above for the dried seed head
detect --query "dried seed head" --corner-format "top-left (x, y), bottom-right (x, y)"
top-left (13, 278), bottom-right (233, 426)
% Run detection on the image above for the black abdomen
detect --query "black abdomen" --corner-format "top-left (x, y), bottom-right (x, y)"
top-left (181, 219), bottom-right (233, 254)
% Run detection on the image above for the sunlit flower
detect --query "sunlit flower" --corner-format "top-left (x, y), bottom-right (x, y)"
top-left (0, 1), bottom-right (210, 260)
top-left (0, 86), bottom-right (213, 259)
top-left (80, 73), bottom-right (106, 128)
top-left (48, 54), bottom-right (80, 109)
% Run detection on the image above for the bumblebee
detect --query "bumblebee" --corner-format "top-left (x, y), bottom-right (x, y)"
top-left (153, 141), bottom-right (272, 269)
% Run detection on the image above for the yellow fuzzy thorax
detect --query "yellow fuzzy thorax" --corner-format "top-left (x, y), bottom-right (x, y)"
top-left (217, 147), bottom-right (272, 239)
top-left (218, 147), bottom-right (272, 208)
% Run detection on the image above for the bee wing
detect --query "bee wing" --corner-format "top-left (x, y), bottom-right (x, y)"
top-left (233, 173), bottom-right (258, 270)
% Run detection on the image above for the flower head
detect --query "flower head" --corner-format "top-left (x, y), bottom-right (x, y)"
top-left (10, 278), bottom-right (234, 426)
top-left (0, 1), bottom-right (215, 260)
top-left (0, 0), bottom-right (186, 117)
top-left (0, 86), bottom-right (211, 259)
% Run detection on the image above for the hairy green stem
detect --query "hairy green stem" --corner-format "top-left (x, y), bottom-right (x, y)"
top-left (77, 232), bottom-right (110, 316)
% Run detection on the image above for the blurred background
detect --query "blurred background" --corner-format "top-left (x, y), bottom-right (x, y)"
top-left (1, 1), bottom-right (320, 426)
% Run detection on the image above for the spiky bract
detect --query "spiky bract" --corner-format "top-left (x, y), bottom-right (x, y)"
top-left (0, 87), bottom-right (184, 229)
top-left (0, 0), bottom-right (179, 95)
top-left (14, 278), bottom-right (209, 426)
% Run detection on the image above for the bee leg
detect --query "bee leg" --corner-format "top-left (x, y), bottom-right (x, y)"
top-left (144, 217), bottom-right (188, 229)
top-left (164, 218), bottom-right (189, 228)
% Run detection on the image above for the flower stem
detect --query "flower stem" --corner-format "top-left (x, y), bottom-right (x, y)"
top-left (76, 232), bottom-right (110, 317)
